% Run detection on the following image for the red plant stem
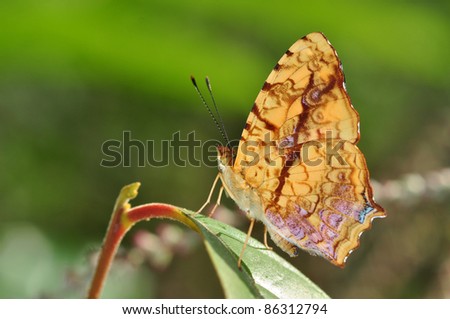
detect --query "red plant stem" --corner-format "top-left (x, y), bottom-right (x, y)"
top-left (87, 205), bottom-right (128, 299)
top-left (87, 201), bottom-right (198, 298)
top-left (127, 203), bottom-right (199, 231)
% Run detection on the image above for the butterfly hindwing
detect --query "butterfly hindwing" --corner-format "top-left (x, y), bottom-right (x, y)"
top-left (257, 141), bottom-right (385, 266)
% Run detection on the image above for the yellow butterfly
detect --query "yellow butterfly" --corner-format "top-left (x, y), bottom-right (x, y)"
top-left (200, 32), bottom-right (385, 268)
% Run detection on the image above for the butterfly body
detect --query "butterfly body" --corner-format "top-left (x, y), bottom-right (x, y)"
top-left (216, 32), bottom-right (385, 267)
top-left (217, 146), bottom-right (263, 219)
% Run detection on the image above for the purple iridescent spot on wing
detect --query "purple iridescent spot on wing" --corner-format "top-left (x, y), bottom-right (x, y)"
top-left (286, 216), bottom-right (305, 239)
top-left (305, 222), bottom-right (323, 244)
top-left (320, 223), bottom-right (338, 240)
top-left (293, 204), bottom-right (310, 217)
top-left (320, 209), bottom-right (344, 230)
top-left (328, 198), bottom-right (370, 223)
top-left (285, 214), bottom-right (322, 243)
top-left (266, 209), bottom-right (285, 229)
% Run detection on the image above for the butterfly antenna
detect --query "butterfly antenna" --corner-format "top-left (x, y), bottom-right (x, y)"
top-left (191, 76), bottom-right (229, 146)
top-left (205, 77), bottom-right (231, 147)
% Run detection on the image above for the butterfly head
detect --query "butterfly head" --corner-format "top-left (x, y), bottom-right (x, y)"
top-left (217, 145), bottom-right (234, 172)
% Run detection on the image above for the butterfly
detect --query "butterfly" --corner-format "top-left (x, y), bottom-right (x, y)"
top-left (200, 32), bottom-right (386, 268)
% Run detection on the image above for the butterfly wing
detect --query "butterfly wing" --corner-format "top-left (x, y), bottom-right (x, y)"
top-left (232, 32), bottom-right (385, 266)
top-left (258, 141), bottom-right (385, 266)
top-left (234, 32), bottom-right (359, 174)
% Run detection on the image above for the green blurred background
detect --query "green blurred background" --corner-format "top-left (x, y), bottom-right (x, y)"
top-left (1, 0), bottom-right (449, 298)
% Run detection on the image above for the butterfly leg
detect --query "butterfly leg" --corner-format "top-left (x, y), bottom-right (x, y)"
top-left (196, 173), bottom-right (220, 215)
top-left (263, 226), bottom-right (273, 250)
top-left (238, 217), bottom-right (256, 269)
top-left (208, 185), bottom-right (224, 217)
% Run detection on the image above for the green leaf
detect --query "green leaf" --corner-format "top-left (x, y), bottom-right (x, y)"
top-left (182, 209), bottom-right (329, 299)
top-left (90, 184), bottom-right (329, 298)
